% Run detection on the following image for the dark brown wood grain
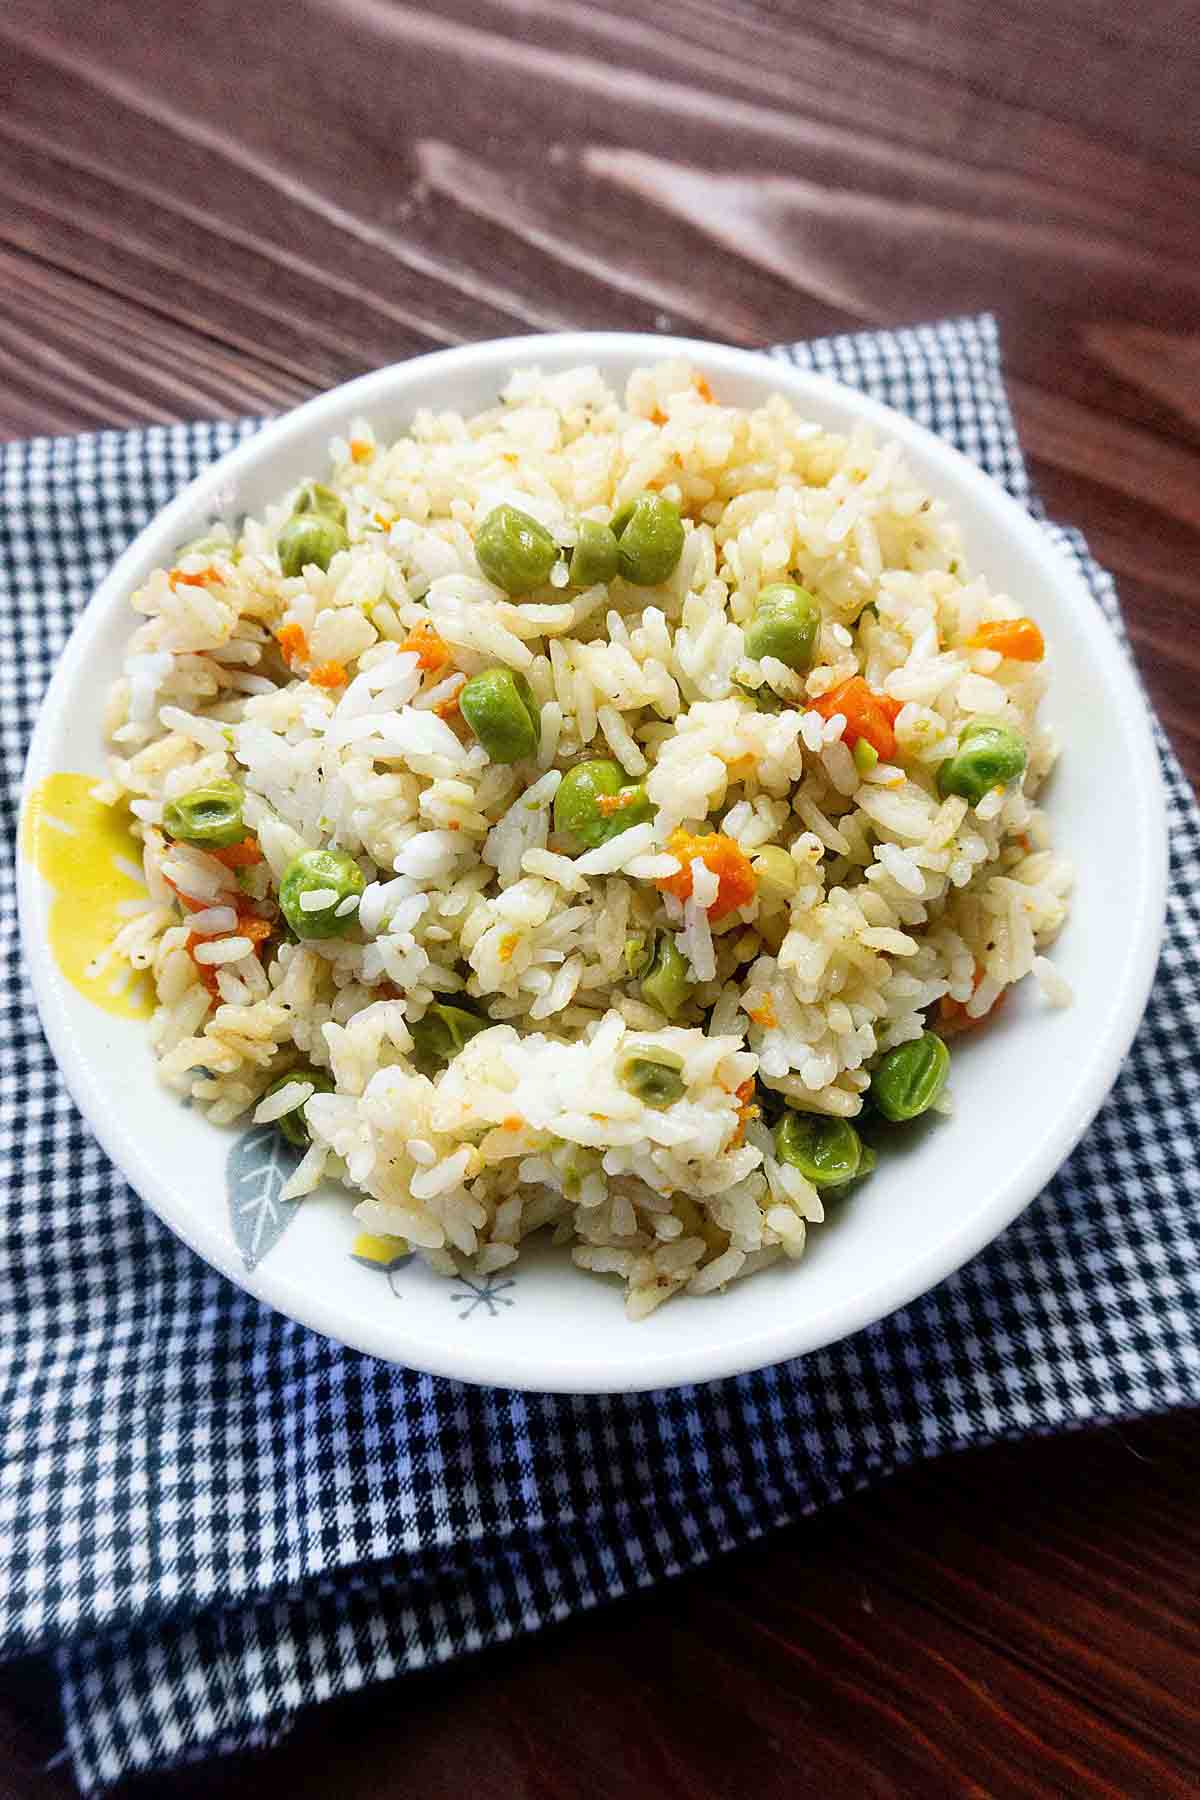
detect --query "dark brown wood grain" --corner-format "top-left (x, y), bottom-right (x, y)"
top-left (2, 1), bottom-right (1199, 1792)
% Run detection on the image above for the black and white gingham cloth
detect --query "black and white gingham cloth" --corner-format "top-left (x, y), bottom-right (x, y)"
top-left (1, 317), bottom-right (1197, 1792)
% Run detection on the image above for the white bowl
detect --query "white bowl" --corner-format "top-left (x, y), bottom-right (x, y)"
top-left (19, 334), bottom-right (1168, 1393)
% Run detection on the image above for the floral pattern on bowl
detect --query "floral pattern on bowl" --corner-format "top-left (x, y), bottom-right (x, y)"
top-left (22, 773), bottom-right (154, 1019)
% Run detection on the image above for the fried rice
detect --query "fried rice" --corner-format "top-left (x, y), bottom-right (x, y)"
top-left (96, 359), bottom-right (1073, 1317)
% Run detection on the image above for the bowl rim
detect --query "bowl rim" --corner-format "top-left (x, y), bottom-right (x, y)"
top-left (18, 331), bottom-right (1169, 1392)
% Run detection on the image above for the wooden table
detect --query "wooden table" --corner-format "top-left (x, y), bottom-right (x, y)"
top-left (3, 2), bottom-right (1199, 1792)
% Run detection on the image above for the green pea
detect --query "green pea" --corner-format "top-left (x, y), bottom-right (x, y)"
top-left (553, 758), bottom-right (651, 850)
top-left (474, 504), bottom-right (558, 595)
top-left (459, 668), bottom-right (541, 764)
top-left (611, 492), bottom-right (685, 586)
top-left (278, 511), bottom-right (349, 578)
top-left (617, 1045), bottom-right (686, 1108)
top-left (774, 1111), bottom-right (869, 1187)
top-left (569, 519), bottom-right (620, 587)
top-left (262, 1066), bottom-right (334, 1149)
top-left (743, 582), bottom-right (821, 672)
top-left (162, 779), bottom-right (245, 848)
top-left (409, 1003), bottom-right (490, 1068)
top-left (293, 482), bottom-right (347, 528)
top-left (871, 1031), bottom-right (950, 1122)
top-left (937, 717), bottom-right (1027, 805)
top-left (279, 847), bottom-right (365, 939)
top-left (640, 932), bottom-right (693, 1019)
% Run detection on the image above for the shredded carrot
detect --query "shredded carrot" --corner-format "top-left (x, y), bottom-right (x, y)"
top-left (237, 914), bottom-right (273, 946)
top-left (349, 438), bottom-right (374, 465)
top-left (210, 836), bottom-right (264, 870)
top-left (811, 676), bottom-right (903, 761)
top-left (308, 660), bottom-right (348, 690)
top-left (501, 1115), bottom-right (524, 1132)
top-left (968, 617), bottom-right (1045, 661)
top-left (656, 829), bottom-right (758, 921)
top-left (168, 565), bottom-right (222, 590)
top-left (276, 622), bottom-right (309, 668)
top-left (695, 374), bottom-right (715, 402)
top-left (745, 995), bottom-right (778, 1030)
top-left (650, 407), bottom-right (667, 426)
top-left (497, 932), bottom-right (519, 964)
top-left (400, 620), bottom-right (452, 673)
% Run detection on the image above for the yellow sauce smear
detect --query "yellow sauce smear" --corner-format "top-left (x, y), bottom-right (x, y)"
top-left (22, 773), bottom-right (154, 1019)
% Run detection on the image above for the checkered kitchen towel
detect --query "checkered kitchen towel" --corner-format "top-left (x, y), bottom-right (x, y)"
top-left (2, 316), bottom-right (1198, 1793)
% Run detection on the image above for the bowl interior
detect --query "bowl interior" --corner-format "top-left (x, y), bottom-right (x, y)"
top-left (19, 335), bottom-right (1167, 1392)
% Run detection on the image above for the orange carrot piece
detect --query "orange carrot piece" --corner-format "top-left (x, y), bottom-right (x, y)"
top-left (168, 565), bottom-right (222, 589)
top-left (237, 914), bottom-right (273, 946)
top-left (939, 988), bottom-right (1007, 1034)
top-left (656, 829), bottom-right (758, 920)
top-left (184, 938), bottom-right (221, 997)
top-left (745, 995), bottom-right (777, 1029)
top-left (210, 836), bottom-right (264, 870)
top-left (938, 963), bottom-right (1007, 1034)
top-left (811, 676), bottom-right (902, 760)
top-left (400, 621), bottom-right (452, 672)
top-left (308, 660), bottom-right (348, 690)
top-left (349, 438), bottom-right (374, 465)
top-left (968, 617), bottom-right (1045, 661)
top-left (164, 876), bottom-right (218, 914)
top-left (731, 1076), bottom-right (759, 1147)
top-left (276, 622), bottom-right (309, 668)
top-left (432, 687), bottom-right (463, 720)
top-left (185, 909), bottom-right (271, 993)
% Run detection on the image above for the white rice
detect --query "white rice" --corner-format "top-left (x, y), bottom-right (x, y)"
top-left (192, 936), bottom-right (255, 966)
top-left (254, 1079), bottom-right (315, 1123)
top-left (100, 358), bottom-right (1073, 1317)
